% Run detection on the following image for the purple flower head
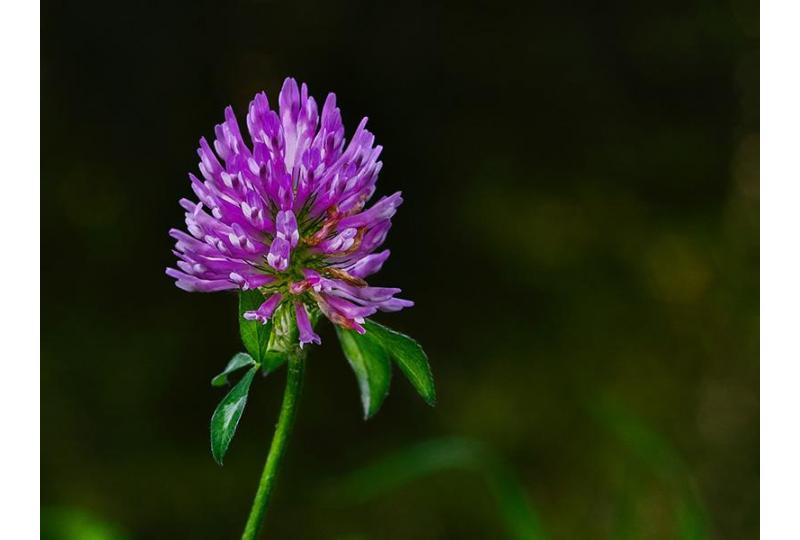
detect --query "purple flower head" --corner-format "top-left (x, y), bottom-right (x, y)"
top-left (167, 77), bottom-right (413, 346)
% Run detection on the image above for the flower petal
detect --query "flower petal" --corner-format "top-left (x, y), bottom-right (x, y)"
top-left (266, 236), bottom-right (291, 271)
top-left (295, 302), bottom-right (321, 347)
top-left (243, 293), bottom-right (283, 324)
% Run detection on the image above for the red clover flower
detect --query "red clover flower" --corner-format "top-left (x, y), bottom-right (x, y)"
top-left (166, 78), bottom-right (435, 540)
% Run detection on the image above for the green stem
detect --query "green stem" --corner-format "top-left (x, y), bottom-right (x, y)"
top-left (241, 352), bottom-right (305, 540)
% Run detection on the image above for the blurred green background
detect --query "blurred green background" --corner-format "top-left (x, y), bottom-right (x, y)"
top-left (41, 0), bottom-right (759, 538)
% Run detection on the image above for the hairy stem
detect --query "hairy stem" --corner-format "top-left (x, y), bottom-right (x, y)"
top-left (241, 352), bottom-right (305, 540)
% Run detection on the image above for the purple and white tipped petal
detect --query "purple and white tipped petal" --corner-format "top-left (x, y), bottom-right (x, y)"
top-left (290, 89), bottom-right (319, 173)
top-left (305, 273), bottom-right (407, 308)
top-left (197, 138), bottom-right (224, 182)
top-left (376, 297), bottom-right (415, 312)
top-left (344, 250), bottom-right (391, 278)
top-left (229, 271), bottom-right (274, 290)
top-left (266, 160), bottom-right (294, 210)
top-left (314, 293), bottom-right (367, 334)
top-left (243, 293), bottom-right (283, 324)
top-left (358, 220), bottom-right (392, 254)
top-left (279, 78), bottom-right (301, 128)
top-left (295, 302), bottom-right (321, 347)
top-left (322, 294), bottom-right (379, 319)
top-left (302, 268), bottom-right (322, 284)
top-left (165, 268), bottom-right (238, 292)
top-left (338, 192), bottom-right (402, 230)
top-left (246, 91), bottom-right (271, 140)
top-left (275, 210), bottom-right (300, 247)
top-left (266, 236), bottom-right (291, 271)
top-left (279, 78), bottom-right (303, 169)
top-left (355, 286), bottom-right (403, 303)
top-left (314, 92), bottom-right (345, 165)
top-left (213, 106), bottom-right (249, 167)
top-left (247, 92), bottom-right (284, 164)
top-left (316, 227), bottom-right (358, 253)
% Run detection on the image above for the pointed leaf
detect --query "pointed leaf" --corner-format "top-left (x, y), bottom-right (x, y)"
top-left (336, 326), bottom-right (392, 419)
top-left (238, 290), bottom-right (272, 363)
top-left (211, 352), bottom-right (256, 387)
top-left (210, 365), bottom-right (258, 465)
top-left (364, 320), bottom-right (436, 406)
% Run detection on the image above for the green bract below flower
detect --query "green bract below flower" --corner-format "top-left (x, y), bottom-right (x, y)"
top-left (167, 77), bottom-right (435, 540)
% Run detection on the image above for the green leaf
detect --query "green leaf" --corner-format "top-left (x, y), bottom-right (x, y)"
top-left (261, 351), bottom-right (287, 374)
top-left (364, 320), bottom-right (436, 406)
top-left (238, 291), bottom-right (288, 374)
top-left (238, 290), bottom-right (272, 363)
top-left (335, 326), bottom-right (392, 419)
top-left (211, 352), bottom-right (256, 387)
top-left (210, 365), bottom-right (258, 465)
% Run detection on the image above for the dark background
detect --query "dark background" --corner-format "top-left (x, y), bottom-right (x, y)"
top-left (41, 0), bottom-right (759, 538)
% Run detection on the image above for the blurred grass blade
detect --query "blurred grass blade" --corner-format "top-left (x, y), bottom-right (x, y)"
top-left (592, 397), bottom-right (709, 540)
top-left (42, 507), bottom-right (130, 540)
top-left (210, 365), bottom-right (258, 465)
top-left (211, 352), bottom-right (256, 387)
top-left (331, 437), bottom-right (547, 540)
top-left (487, 461), bottom-right (548, 540)
top-left (364, 320), bottom-right (436, 406)
top-left (336, 325), bottom-right (392, 419)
